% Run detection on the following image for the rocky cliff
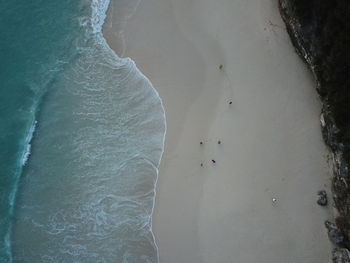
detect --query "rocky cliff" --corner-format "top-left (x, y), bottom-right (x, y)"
top-left (279, 0), bottom-right (350, 261)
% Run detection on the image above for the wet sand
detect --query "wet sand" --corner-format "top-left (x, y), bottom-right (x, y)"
top-left (104, 0), bottom-right (333, 262)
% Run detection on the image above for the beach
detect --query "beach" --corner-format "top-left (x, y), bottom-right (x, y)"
top-left (104, 0), bottom-right (333, 262)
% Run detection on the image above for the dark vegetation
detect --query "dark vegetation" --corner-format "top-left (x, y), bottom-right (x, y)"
top-left (279, 0), bottom-right (350, 261)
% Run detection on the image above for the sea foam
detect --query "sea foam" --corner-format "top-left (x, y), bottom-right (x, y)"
top-left (21, 121), bottom-right (37, 166)
top-left (11, 0), bottom-right (165, 262)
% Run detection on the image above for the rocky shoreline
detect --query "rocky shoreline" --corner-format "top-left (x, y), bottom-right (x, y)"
top-left (278, 0), bottom-right (350, 261)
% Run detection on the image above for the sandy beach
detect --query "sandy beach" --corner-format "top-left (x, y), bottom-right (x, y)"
top-left (104, 0), bottom-right (333, 262)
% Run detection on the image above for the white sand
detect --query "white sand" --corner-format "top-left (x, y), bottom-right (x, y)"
top-left (104, 0), bottom-right (333, 262)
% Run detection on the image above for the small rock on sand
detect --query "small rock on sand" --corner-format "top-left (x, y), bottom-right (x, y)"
top-left (317, 190), bottom-right (328, 206)
top-left (332, 248), bottom-right (350, 263)
top-left (325, 220), bottom-right (345, 245)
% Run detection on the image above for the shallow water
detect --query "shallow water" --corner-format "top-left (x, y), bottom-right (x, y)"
top-left (1, 0), bottom-right (165, 261)
top-left (0, 0), bottom-right (83, 260)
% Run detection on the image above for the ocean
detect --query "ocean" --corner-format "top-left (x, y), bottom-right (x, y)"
top-left (0, 0), bottom-right (166, 262)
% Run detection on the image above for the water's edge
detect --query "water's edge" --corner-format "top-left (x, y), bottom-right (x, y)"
top-left (7, 0), bottom-right (166, 261)
top-left (100, 1), bottom-right (167, 261)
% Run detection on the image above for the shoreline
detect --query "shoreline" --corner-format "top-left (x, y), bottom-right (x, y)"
top-left (104, 0), bottom-right (333, 262)
top-left (101, 3), bottom-right (167, 262)
top-left (10, 0), bottom-right (166, 260)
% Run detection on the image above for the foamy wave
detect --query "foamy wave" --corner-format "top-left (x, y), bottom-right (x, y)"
top-left (9, 118), bottom-right (38, 210)
top-left (5, 118), bottom-right (38, 262)
top-left (90, 1), bottom-right (167, 261)
top-left (21, 121), bottom-right (37, 166)
top-left (91, 0), bottom-right (110, 34)
top-left (11, 0), bottom-right (166, 261)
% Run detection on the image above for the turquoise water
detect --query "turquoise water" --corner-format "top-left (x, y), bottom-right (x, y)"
top-left (0, 0), bottom-right (165, 261)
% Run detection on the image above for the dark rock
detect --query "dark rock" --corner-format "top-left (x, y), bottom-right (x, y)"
top-left (336, 216), bottom-right (350, 248)
top-left (278, 0), bottom-right (350, 151)
top-left (332, 248), bottom-right (350, 263)
top-left (279, 0), bottom-right (350, 251)
top-left (317, 190), bottom-right (328, 206)
top-left (325, 220), bottom-right (345, 245)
